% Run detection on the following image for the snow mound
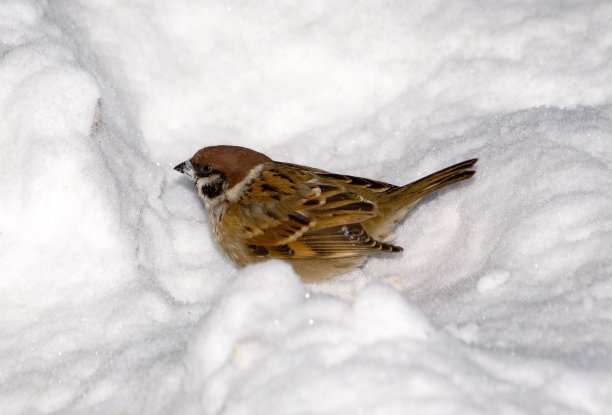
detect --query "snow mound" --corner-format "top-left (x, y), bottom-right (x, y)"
top-left (1, 1), bottom-right (612, 414)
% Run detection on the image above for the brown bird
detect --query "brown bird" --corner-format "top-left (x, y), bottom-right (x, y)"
top-left (175, 145), bottom-right (477, 282)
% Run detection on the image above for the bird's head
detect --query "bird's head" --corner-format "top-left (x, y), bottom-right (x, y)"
top-left (174, 145), bottom-right (271, 200)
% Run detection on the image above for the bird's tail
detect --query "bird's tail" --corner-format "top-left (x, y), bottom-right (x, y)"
top-left (367, 158), bottom-right (478, 240)
top-left (389, 158), bottom-right (478, 206)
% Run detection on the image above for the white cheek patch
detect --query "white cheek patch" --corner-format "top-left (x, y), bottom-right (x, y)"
top-left (225, 164), bottom-right (265, 202)
top-left (196, 175), bottom-right (220, 186)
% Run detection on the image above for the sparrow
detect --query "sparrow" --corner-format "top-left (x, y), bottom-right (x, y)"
top-left (175, 145), bottom-right (477, 282)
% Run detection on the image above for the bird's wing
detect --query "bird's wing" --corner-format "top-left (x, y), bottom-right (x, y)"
top-left (274, 223), bottom-right (403, 259)
top-left (236, 163), bottom-right (402, 259)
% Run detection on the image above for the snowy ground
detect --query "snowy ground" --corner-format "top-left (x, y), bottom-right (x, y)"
top-left (2, 0), bottom-right (612, 413)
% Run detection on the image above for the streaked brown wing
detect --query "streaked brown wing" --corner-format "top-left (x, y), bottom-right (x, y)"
top-left (281, 224), bottom-right (402, 259)
top-left (237, 163), bottom-right (400, 258)
top-left (247, 224), bottom-right (402, 260)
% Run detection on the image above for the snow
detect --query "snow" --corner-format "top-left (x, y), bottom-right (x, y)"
top-left (1, 0), bottom-right (612, 414)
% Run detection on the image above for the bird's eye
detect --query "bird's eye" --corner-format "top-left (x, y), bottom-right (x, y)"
top-left (195, 164), bottom-right (213, 177)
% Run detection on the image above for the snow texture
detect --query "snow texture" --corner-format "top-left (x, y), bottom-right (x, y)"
top-left (1, 1), bottom-right (612, 414)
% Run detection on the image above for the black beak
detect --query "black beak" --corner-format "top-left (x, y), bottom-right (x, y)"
top-left (174, 160), bottom-right (197, 180)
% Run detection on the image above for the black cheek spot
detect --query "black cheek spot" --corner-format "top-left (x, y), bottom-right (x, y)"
top-left (201, 180), bottom-right (224, 198)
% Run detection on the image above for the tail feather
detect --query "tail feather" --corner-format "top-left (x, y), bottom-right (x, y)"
top-left (406, 158), bottom-right (477, 196)
top-left (387, 158), bottom-right (478, 205)
top-left (366, 158), bottom-right (478, 241)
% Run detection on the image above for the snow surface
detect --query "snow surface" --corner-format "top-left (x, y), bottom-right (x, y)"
top-left (2, 0), bottom-right (612, 413)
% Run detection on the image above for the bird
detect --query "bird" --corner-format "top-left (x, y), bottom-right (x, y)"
top-left (174, 145), bottom-right (477, 283)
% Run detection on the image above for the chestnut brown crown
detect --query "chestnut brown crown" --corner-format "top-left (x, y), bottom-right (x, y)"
top-left (189, 145), bottom-right (272, 188)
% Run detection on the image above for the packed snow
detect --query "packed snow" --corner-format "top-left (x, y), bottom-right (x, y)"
top-left (2, 0), bottom-right (612, 414)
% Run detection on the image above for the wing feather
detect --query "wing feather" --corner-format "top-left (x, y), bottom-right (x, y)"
top-left (238, 164), bottom-right (402, 259)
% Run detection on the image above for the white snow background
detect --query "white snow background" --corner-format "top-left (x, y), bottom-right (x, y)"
top-left (1, 0), bottom-right (612, 414)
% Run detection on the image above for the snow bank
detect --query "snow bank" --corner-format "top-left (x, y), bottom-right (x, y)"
top-left (1, 0), bottom-right (611, 414)
top-left (179, 262), bottom-right (611, 415)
